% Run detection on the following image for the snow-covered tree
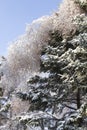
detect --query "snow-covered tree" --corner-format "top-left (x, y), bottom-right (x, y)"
top-left (0, 0), bottom-right (87, 130)
top-left (14, 14), bottom-right (87, 130)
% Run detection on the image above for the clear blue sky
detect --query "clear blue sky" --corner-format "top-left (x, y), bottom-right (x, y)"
top-left (0, 0), bottom-right (61, 56)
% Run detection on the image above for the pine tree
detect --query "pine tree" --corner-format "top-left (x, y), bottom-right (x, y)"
top-left (16, 15), bottom-right (87, 129)
top-left (0, 1), bottom-right (87, 130)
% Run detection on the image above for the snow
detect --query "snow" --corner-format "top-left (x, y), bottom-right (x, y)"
top-left (39, 72), bottom-right (50, 78)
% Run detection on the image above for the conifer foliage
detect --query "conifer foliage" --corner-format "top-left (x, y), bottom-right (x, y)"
top-left (16, 16), bottom-right (87, 129)
top-left (0, 0), bottom-right (87, 130)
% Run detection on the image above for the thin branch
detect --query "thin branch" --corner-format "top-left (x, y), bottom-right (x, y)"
top-left (62, 103), bottom-right (77, 110)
